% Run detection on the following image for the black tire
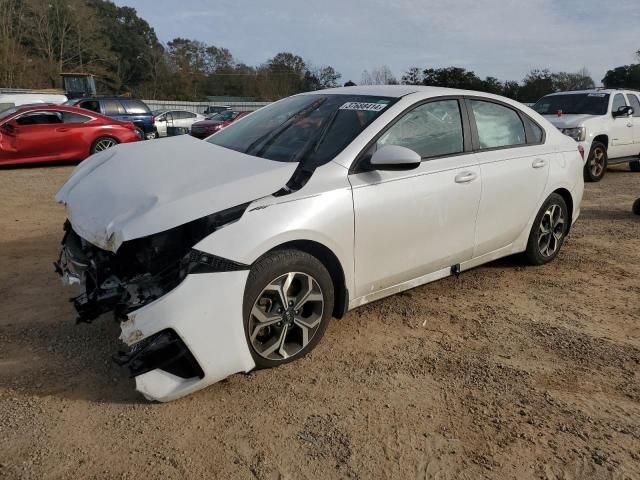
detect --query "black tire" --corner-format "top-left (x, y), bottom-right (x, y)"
top-left (583, 142), bottom-right (607, 182)
top-left (90, 136), bottom-right (118, 155)
top-left (243, 249), bottom-right (334, 369)
top-left (633, 198), bottom-right (640, 216)
top-left (134, 127), bottom-right (145, 139)
top-left (525, 193), bottom-right (569, 266)
top-left (630, 160), bottom-right (640, 172)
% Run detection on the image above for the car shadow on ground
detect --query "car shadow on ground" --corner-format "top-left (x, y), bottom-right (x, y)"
top-left (0, 160), bottom-right (80, 170)
top-left (1, 233), bottom-right (143, 404)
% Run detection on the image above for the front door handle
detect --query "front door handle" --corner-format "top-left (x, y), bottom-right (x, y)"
top-left (532, 158), bottom-right (547, 169)
top-left (56, 127), bottom-right (70, 133)
top-left (454, 171), bottom-right (478, 183)
top-left (627, 122), bottom-right (633, 128)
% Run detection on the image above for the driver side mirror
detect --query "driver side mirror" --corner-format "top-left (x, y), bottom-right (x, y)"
top-left (613, 105), bottom-right (633, 118)
top-left (365, 145), bottom-right (422, 171)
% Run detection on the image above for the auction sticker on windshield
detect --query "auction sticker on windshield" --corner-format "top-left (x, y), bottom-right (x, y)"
top-left (339, 102), bottom-right (387, 112)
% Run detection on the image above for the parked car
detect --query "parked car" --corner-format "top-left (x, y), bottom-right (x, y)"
top-left (203, 105), bottom-right (230, 115)
top-left (0, 105), bottom-right (140, 166)
top-left (152, 109), bottom-right (205, 137)
top-left (0, 93), bottom-right (68, 112)
top-left (533, 89), bottom-right (640, 182)
top-left (190, 110), bottom-right (250, 139)
top-left (55, 85), bottom-right (583, 401)
top-left (66, 97), bottom-right (156, 139)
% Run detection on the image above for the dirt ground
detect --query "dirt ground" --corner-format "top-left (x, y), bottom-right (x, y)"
top-left (0, 163), bottom-right (639, 480)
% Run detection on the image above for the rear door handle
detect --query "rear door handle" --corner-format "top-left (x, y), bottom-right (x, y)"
top-left (56, 128), bottom-right (69, 133)
top-left (532, 158), bottom-right (547, 169)
top-left (627, 123), bottom-right (633, 128)
top-left (454, 171), bottom-right (478, 183)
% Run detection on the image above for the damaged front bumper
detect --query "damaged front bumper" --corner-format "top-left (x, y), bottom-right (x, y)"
top-left (55, 223), bottom-right (256, 402)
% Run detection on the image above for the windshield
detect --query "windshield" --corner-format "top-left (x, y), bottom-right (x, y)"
top-left (533, 93), bottom-right (610, 115)
top-left (207, 94), bottom-right (395, 167)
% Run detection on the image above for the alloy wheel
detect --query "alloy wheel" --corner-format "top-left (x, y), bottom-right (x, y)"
top-left (248, 272), bottom-right (324, 361)
top-left (590, 147), bottom-right (605, 177)
top-left (538, 203), bottom-right (565, 257)
top-left (94, 138), bottom-right (117, 152)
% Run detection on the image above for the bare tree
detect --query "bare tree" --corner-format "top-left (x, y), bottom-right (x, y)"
top-left (361, 65), bottom-right (398, 85)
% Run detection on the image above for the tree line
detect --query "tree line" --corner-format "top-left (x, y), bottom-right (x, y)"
top-left (0, 0), bottom-right (341, 100)
top-left (1, 0), bottom-right (639, 102)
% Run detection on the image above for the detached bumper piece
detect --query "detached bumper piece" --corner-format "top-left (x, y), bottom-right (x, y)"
top-left (113, 329), bottom-right (204, 380)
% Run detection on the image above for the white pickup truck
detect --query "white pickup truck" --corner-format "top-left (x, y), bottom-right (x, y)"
top-left (533, 89), bottom-right (640, 182)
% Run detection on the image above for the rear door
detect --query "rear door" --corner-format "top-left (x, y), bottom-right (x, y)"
top-left (121, 99), bottom-right (152, 133)
top-left (466, 98), bottom-right (551, 258)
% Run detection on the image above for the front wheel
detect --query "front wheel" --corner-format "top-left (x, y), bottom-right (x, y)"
top-left (633, 198), bottom-right (640, 215)
top-left (583, 142), bottom-right (607, 182)
top-left (243, 250), bottom-right (334, 369)
top-left (525, 193), bottom-right (569, 266)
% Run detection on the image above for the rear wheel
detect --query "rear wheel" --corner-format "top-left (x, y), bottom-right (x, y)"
top-left (243, 250), bottom-right (334, 369)
top-left (583, 142), bottom-right (607, 182)
top-left (90, 137), bottom-right (118, 154)
top-left (633, 198), bottom-right (640, 215)
top-left (629, 160), bottom-right (640, 172)
top-left (525, 193), bottom-right (569, 265)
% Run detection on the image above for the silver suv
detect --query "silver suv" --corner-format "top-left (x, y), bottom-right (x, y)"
top-left (534, 89), bottom-right (640, 181)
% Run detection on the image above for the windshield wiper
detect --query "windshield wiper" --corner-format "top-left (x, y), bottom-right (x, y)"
top-left (244, 98), bottom-right (327, 157)
top-left (290, 107), bottom-right (341, 165)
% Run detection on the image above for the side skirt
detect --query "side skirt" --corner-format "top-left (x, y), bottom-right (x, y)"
top-left (347, 243), bottom-right (522, 311)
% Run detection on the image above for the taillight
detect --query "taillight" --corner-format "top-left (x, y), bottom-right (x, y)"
top-left (578, 145), bottom-right (584, 160)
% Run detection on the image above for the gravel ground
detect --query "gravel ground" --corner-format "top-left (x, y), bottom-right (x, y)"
top-left (0, 163), bottom-right (639, 480)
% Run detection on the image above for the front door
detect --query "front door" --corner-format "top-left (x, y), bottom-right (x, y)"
top-left (626, 93), bottom-right (640, 154)
top-left (609, 93), bottom-right (635, 157)
top-left (350, 98), bottom-right (481, 299)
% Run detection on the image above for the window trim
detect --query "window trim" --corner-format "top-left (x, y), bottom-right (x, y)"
top-left (13, 110), bottom-right (64, 126)
top-left (349, 95), bottom-right (473, 174)
top-left (463, 96), bottom-right (546, 153)
top-left (61, 111), bottom-right (94, 124)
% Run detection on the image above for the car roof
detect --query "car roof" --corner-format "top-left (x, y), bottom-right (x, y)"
top-left (6, 104), bottom-right (113, 120)
top-left (299, 84), bottom-right (530, 102)
top-left (544, 89), bottom-right (638, 96)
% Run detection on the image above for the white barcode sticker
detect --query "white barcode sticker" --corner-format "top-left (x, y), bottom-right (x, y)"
top-left (339, 102), bottom-right (387, 112)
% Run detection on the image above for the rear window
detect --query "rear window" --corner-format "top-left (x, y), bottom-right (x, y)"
top-left (62, 111), bottom-right (92, 124)
top-left (102, 100), bottom-right (125, 115)
top-left (627, 94), bottom-right (640, 118)
top-left (122, 100), bottom-right (150, 114)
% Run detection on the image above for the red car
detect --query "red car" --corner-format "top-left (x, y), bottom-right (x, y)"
top-left (0, 105), bottom-right (141, 166)
top-left (190, 110), bottom-right (250, 139)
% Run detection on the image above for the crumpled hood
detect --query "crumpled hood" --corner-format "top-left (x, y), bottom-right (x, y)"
top-left (56, 135), bottom-right (297, 252)
top-left (543, 114), bottom-right (594, 129)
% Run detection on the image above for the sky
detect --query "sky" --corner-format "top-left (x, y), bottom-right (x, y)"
top-left (114, 0), bottom-right (639, 86)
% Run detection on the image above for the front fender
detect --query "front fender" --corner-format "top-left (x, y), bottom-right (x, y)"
top-left (194, 187), bottom-right (355, 295)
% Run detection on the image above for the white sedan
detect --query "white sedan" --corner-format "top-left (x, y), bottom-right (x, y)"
top-left (55, 86), bottom-right (584, 401)
top-left (152, 109), bottom-right (205, 137)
